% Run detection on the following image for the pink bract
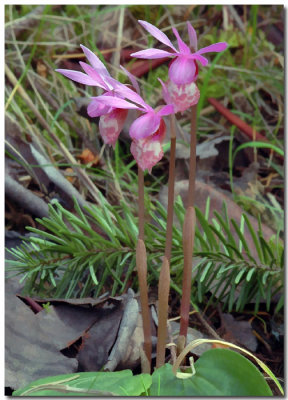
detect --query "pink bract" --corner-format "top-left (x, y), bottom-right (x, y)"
top-left (131, 20), bottom-right (228, 85)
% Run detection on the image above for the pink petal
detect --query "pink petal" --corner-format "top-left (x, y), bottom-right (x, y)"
top-left (129, 112), bottom-right (161, 140)
top-left (168, 57), bottom-right (197, 85)
top-left (120, 65), bottom-right (140, 94)
top-left (131, 137), bottom-right (164, 173)
top-left (150, 118), bottom-right (166, 143)
top-left (56, 69), bottom-right (99, 86)
top-left (99, 108), bottom-right (128, 147)
top-left (166, 80), bottom-right (200, 113)
top-left (138, 20), bottom-right (177, 52)
top-left (172, 27), bottom-right (190, 54)
top-left (80, 44), bottom-right (110, 77)
top-left (197, 42), bottom-right (228, 55)
top-left (187, 22), bottom-right (198, 51)
top-left (190, 54), bottom-right (209, 66)
top-left (94, 95), bottom-right (141, 110)
top-left (157, 104), bottom-right (174, 117)
top-left (87, 99), bottom-right (111, 118)
top-left (130, 48), bottom-right (174, 59)
top-left (79, 62), bottom-right (107, 90)
top-left (109, 79), bottom-right (150, 111)
top-left (158, 78), bottom-right (172, 105)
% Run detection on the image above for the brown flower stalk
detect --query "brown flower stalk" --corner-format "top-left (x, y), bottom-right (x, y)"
top-left (136, 167), bottom-right (152, 371)
top-left (179, 104), bottom-right (197, 344)
top-left (156, 114), bottom-right (176, 367)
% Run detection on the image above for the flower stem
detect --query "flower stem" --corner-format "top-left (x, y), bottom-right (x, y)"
top-left (179, 104), bottom-right (197, 342)
top-left (156, 114), bottom-right (176, 367)
top-left (164, 114), bottom-right (177, 260)
top-left (138, 168), bottom-right (145, 240)
top-left (187, 105), bottom-right (197, 207)
top-left (136, 167), bottom-right (151, 370)
top-left (156, 256), bottom-right (170, 367)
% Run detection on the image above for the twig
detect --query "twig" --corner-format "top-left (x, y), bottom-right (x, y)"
top-left (5, 173), bottom-right (49, 218)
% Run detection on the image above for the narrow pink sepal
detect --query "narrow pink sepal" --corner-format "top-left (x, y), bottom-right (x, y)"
top-left (190, 54), bottom-right (209, 66)
top-left (197, 42), bottom-right (228, 55)
top-left (79, 62), bottom-right (107, 90)
top-left (130, 49), bottom-right (174, 59)
top-left (172, 27), bottom-right (190, 54)
top-left (129, 112), bottom-right (161, 140)
top-left (56, 69), bottom-right (99, 86)
top-left (168, 57), bottom-right (197, 85)
top-left (166, 80), bottom-right (200, 113)
top-left (94, 95), bottom-right (141, 110)
top-left (80, 44), bottom-right (110, 77)
top-left (187, 22), bottom-right (198, 51)
top-left (99, 108), bottom-right (128, 147)
top-left (138, 20), bottom-right (177, 52)
top-left (120, 65), bottom-right (140, 94)
top-left (157, 104), bottom-right (174, 117)
top-left (158, 78), bottom-right (172, 106)
top-left (109, 79), bottom-right (150, 111)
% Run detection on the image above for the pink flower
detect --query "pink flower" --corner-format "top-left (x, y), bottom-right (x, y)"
top-left (131, 20), bottom-right (228, 85)
top-left (56, 45), bottom-right (140, 147)
top-left (56, 44), bottom-right (175, 172)
top-left (94, 91), bottom-right (174, 171)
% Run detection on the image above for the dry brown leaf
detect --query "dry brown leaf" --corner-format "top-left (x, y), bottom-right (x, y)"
top-left (78, 148), bottom-right (100, 166)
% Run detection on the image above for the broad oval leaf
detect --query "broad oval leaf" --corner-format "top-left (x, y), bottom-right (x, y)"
top-left (13, 370), bottom-right (152, 397)
top-left (149, 349), bottom-right (272, 396)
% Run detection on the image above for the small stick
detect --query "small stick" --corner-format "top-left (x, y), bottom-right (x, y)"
top-left (136, 167), bottom-right (151, 370)
top-left (179, 104), bottom-right (197, 344)
top-left (156, 114), bottom-right (176, 367)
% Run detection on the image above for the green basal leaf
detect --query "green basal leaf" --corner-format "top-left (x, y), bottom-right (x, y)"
top-left (149, 349), bottom-right (272, 396)
top-left (12, 370), bottom-right (152, 397)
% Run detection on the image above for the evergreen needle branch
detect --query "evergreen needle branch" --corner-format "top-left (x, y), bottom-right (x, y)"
top-left (156, 114), bottom-right (176, 368)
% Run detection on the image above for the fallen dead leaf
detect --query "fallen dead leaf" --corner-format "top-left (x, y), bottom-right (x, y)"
top-left (5, 288), bottom-right (78, 390)
top-left (220, 313), bottom-right (257, 352)
top-left (36, 60), bottom-right (47, 79)
top-left (78, 148), bottom-right (100, 166)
